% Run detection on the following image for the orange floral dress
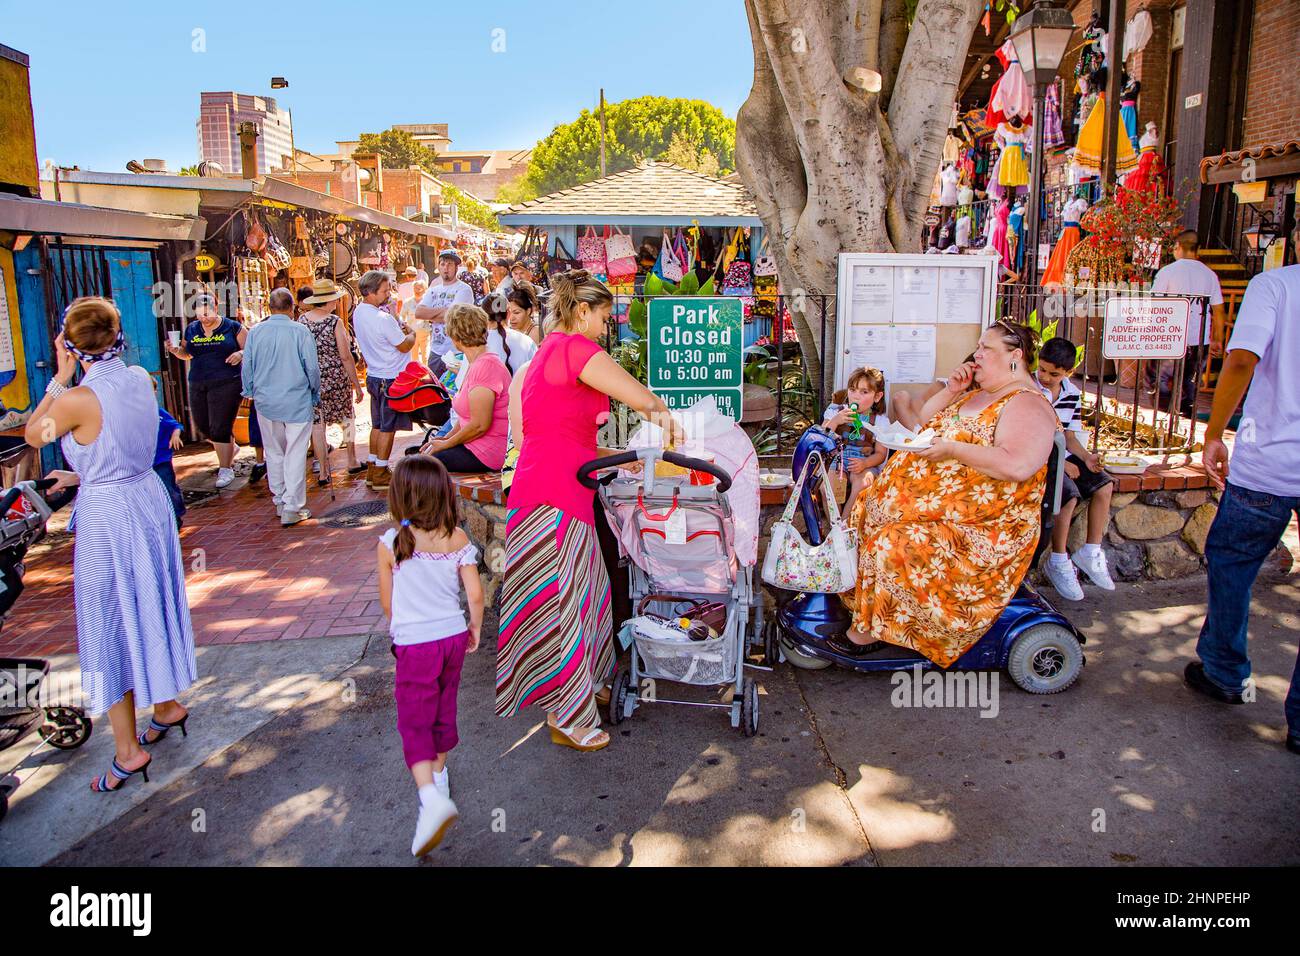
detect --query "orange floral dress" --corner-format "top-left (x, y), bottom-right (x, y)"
top-left (844, 388), bottom-right (1049, 666)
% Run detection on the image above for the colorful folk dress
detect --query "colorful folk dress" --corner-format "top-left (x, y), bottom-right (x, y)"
top-left (845, 388), bottom-right (1049, 666)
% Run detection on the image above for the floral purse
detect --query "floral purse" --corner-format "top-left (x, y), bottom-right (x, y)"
top-left (761, 452), bottom-right (859, 593)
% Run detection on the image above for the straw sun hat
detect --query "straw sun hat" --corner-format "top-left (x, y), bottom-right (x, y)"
top-left (302, 278), bottom-right (346, 304)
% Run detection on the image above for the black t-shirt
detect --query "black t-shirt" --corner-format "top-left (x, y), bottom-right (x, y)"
top-left (185, 318), bottom-right (243, 382)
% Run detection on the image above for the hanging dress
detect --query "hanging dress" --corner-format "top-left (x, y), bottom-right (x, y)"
top-left (1041, 196), bottom-right (1090, 288)
top-left (997, 123), bottom-right (1030, 188)
top-left (844, 388), bottom-right (1050, 666)
top-left (991, 41), bottom-right (1032, 121)
top-left (1123, 126), bottom-right (1166, 194)
top-left (1073, 94), bottom-right (1139, 175)
top-left (989, 200), bottom-right (1012, 270)
top-left (1008, 205), bottom-right (1026, 274)
top-left (1119, 80), bottom-right (1141, 151)
top-left (61, 358), bottom-right (197, 716)
top-left (1043, 80), bottom-right (1066, 151)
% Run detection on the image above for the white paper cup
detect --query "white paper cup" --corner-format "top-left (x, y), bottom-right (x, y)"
top-left (167, 331), bottom-right (181, 347)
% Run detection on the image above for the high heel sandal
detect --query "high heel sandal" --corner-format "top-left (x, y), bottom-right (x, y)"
top-left (548, 722), bottom-right (610, 752)
top-left (138, 713), bottom-right (189, 746)
top-left (91, 755), bottom-right (151, 793)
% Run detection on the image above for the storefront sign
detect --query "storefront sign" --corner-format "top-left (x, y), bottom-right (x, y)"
top-left (194, 253), bottom-right (217, 272)
top-left (647, 296), bottom-right (744, 421)
top-left (1102, 296), bottom-right (1191, 359)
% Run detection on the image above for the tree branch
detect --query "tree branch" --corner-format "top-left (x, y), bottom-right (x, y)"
top-left (878, 0), bottom-right (910, 108)
top-left (887, 0), bottom-right (983, 225)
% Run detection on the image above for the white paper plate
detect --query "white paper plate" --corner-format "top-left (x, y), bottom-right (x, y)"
top-left (760, 473), bottom-right (793, 488)
top-left (1103, 457), bottom-right (1148, 475)
top-left (877, 437), bottom-right (934, 452)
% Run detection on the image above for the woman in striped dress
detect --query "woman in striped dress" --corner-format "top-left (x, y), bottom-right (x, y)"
top-left (496, 270), bottom-right (681, 751)
top-left (26, 298), bottom-right (197, 792)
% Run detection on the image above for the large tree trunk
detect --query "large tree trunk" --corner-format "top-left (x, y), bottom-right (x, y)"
top-left (737, 0), bottom-right (982, 393)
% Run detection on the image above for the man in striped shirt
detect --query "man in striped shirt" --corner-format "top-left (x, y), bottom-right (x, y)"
top-left (1035, 336), bottom-right (1116, 600)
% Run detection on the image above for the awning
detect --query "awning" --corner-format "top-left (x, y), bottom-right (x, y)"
top-left (0, 192), bottom-right (206, 242)
top-left (43, 170), bottom-right (452, 240)
top-left (1200, 140), bottom-right (1300, 185)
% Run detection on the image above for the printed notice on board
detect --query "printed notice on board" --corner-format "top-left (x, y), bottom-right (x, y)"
top-left (893, 266), bottom-right (939, 324)
top-left (937, 266), bottom-right (984, 324)
top-left (892, 325), bottom-right (937, 383)
top-left (851, 264), bottom-right (893, 321)
top-left (0, 267), bottom-right (16, 374)
top-left (849, 325), bottom-right (892, 373)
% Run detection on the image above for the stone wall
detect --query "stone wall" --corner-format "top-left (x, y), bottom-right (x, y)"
top-left (1058, 486), bottom-right (1294, 581)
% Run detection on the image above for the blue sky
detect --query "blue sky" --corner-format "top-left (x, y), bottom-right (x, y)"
top-left (3, 0), bottom-right (754, 172)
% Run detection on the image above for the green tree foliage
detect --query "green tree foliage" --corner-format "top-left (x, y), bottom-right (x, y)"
top-left (353, 128), bottom-right (440, 172)
top-left (441, 183), bottom-right (500, 232)
top-left (516, 96), bottom-right (735, 200)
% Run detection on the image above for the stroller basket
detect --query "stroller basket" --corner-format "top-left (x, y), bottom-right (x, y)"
top-left (632, 602), bottom-right (737, 687)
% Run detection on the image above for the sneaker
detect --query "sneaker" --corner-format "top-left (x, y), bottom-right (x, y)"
top-left (433, 769), bottom-right (450, 801)
top-left (411, 792), bottom-right (458, 857)
top-left (248, 463), bottom-right (267, 485)
top-left (214, 467), bottom-right (235, 489)
top-left (1072, 549), bottom-right (1116, 590)
top-left (281, 508), bottom-right (312, 528)
top-left (1043, 555), bottom-right (1084, 601)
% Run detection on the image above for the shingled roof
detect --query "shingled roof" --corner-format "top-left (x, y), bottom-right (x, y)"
top-left (500, 161), bottom-right (760, 222)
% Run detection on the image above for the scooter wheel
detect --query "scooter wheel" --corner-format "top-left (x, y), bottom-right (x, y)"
top-left (777, 635), bottom-right (832, 671)
top-left (1007, 623), bottom-right (1084, 694)
top-left (39, 707), bottom-right (92, 750)
top-left (741, 677), bottom-right (759, 737)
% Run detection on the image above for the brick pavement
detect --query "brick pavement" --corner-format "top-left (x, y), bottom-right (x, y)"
top-left (0, 438), bottom-right (417, 658)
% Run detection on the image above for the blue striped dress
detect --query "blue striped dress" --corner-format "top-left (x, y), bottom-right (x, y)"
top-left (60, 358), bottom-right (197, 716)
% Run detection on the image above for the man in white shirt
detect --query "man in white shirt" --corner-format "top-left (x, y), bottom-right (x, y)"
top-left (1191, 221), bottom-right (1300, 755)
top-left (352, 269), bottom-right (415, 491)
top-left (415, 250), bottom-right (474, 362)
top-left (1151, 230), bottom-right (1226, 416)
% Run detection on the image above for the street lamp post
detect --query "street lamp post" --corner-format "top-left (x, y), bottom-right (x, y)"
top-left (1009, 1), bottom-right (1075, 291)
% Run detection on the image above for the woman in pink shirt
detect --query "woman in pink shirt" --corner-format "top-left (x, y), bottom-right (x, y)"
top-left (421, 305), bottom-right (511, 473)
top-left (496, 270), bottom-right (682, 752)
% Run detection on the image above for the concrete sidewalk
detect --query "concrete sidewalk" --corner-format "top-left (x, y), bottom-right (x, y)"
top-left (4, 573), bottom-right (1295, 867)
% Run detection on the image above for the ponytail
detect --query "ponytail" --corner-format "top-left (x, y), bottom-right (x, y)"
top-left (394, 522), bottom-right (416, 565)
top-left (492, 314), bottom-right (512, 370)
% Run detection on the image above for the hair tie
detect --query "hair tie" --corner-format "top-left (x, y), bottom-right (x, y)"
top-left (400, 519), bottom-right (411, 527)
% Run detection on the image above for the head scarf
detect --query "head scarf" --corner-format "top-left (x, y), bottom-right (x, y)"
top-left (61, 306), bottom-right (127, 363)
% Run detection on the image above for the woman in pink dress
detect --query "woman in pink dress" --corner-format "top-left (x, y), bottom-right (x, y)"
top-left (495, 270), bottom-right (681, 752)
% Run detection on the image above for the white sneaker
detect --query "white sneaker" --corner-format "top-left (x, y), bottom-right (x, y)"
top-left (1073, 549), bottom-right (1116, 590)
top-left (280, 508), bottom-right (312, 527)
top-left (434, 769), bottom-right (450, 801)
top-left (1044, 556), bottom-right (1084, 601)
top-left (214, 467), bottom-right (235, 489)
top-left (411, 793), bottom-right (458, 857)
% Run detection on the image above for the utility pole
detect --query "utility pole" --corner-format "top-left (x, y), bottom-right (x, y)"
top-left (599, 88), bottom-right (607, 177)
top-left (1100, 0), bottom-right (1127, 192)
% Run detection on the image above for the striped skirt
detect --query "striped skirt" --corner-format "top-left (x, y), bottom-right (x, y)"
top-left (495, 505), bottom-right (614, 729)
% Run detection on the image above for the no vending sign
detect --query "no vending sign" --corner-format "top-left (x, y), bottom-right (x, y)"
top-left (1102, 296), bottom-right (1191, 360)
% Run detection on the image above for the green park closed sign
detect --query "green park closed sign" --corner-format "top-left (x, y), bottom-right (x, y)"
top-left (646, 296), bottom-right (744, 421)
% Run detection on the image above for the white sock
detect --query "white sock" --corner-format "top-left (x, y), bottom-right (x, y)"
top-left (1078, 543), bottom-right (1103, 560)
top-left (1049, 551), bottom-right (1071, 566)
top-left (375, 459), bottom-right (389, 468)
top-left (368, 454), bottom-right (378, 465)
top-left (418, 783), bottom-right (441, 808)
top-left (433, 768), bottom-right (448, 786)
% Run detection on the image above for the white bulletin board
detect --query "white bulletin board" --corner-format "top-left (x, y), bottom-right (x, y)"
top-left (835, 253), bottom-right (997, 414)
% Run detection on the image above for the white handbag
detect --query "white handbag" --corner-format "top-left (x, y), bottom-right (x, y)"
top-left (761, 453), bottom-right (859, 593)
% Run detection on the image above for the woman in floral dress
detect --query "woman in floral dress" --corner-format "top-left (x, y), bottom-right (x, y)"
top-left (840, 321), bottom-right (1058, 665)
top-left (299, 283), bottom-right (365, 484)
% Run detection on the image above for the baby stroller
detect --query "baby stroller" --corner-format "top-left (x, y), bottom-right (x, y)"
top-left (579, 448), bottom-right (764, 736)
top-left (0, 476), bottom-right (93, 824)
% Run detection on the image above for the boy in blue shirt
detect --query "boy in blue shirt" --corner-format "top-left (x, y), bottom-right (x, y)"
top-left (155, 408), bottom-right (186, 528)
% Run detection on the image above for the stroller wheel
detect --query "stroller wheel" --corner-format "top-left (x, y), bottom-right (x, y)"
top-left (607, 667), bottom-right (630, 725)
top-left (740, 677), bottom-right (759, 737)
top-left (762, 619), bottom-right (782, 668)
top-left (0, 790), bottom-right (7, 824)
top-left (39, 706), bottom-right (92, 750)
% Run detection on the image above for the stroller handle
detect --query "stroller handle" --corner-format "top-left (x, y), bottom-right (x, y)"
top-left (576, 450), bottom-right (732, 494)
top-left (0, 478), bottom-right (57, 515)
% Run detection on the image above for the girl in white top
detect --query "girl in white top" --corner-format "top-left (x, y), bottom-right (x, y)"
top-left (377, 454), bottom-right (484, 857)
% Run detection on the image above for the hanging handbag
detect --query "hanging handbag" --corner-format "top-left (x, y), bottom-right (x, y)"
top-left (604, 225), bottom-right (637, 279)
top-left (578, 226), bottom-right (607, 274)
top-left (761, 452), bottom-right (859, 594)
top-left (547, 238), bottom-right (581, 280)
top-left (675, 229), bottom-right (694, 274)
top-left (516, 227), bottom-right (545, 276)
top-left (655, 229), bottom-right (684, 282)
top-left (753, 233), bottom-right (777, 277)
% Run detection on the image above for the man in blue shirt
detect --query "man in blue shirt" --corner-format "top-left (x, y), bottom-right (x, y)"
top-left (241, 288), bottom-right (320, 527)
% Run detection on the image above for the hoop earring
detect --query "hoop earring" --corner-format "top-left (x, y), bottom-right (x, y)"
top-left (578, 317), bottom-right (590, 334)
